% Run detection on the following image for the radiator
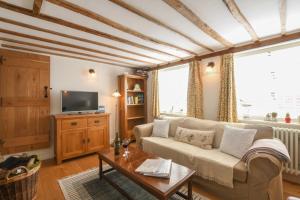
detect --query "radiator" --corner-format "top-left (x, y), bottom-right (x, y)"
top-left (273, 127), bottom-right (300, 175)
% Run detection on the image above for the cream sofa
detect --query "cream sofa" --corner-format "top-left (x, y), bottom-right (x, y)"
top-left (133, 117), bottom-right (283, 200)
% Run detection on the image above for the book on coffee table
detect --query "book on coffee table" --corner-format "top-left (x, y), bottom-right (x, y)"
top-left (135, 158), bottom-right (172, 178)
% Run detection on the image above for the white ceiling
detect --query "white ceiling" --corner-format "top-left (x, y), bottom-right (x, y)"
top-left (0, 0), bottom-right (300, 69)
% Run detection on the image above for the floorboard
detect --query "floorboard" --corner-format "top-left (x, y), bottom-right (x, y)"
top-left (36, 154), bottom-right (300, 200)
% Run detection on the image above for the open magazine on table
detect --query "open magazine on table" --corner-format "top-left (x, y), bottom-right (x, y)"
top-left (135, 158), bottom-right (172, 178)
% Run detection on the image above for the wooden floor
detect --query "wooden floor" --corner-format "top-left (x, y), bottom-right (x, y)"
top-left (37, 153), bottom-right (300, 200)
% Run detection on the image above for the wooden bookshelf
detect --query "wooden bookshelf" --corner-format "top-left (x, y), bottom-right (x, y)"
top-left (118, 74), bottom-right (147, 140)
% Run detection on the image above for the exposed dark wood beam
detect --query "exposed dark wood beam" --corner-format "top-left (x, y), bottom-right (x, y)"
top-left (108, 0), bottom-right (213, 52)
top-left (223, 0), bottom-right (259, 41)
top-left (0, 17), bottom-right (164, 62)
top-left (33, 0), bottom-right (43, 15)
top-left (0, 1), bottom-right (180, 58)
top-left (0, 37), bottom-right (138, 67)
top-left (0, 28), bottom-right (155, 65)
top-left (162, 0), bottom-right (232, 47)
top-left (149, 30), bottom-right (300, 70)
top-left (280, 0), bottom-right (287, 35)
top-left (1, 45), bottom-right (134, 68)
top-left (47, 0), bottom-right (197, 56)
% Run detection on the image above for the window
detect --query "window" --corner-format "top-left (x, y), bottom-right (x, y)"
top-left (158, 64), bottom-right (189, 115)
top-left (235, 45), bottom-right (300, 119)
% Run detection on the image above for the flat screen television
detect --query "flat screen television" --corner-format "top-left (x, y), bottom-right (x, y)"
top-left (61, 91), bottom-right (98, 112)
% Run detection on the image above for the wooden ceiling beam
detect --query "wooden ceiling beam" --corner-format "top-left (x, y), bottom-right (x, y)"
top-left (149, 30), bottom-right (300, 70)
top-left (223, 0), bottom-right (259, 41)
top-left (0, 37), bottom-right (138, 67)
top-left (0, 28), bottom-right (153, 65)
top-left (0, 17), bottom-right (164, 63)
top-left (0, 1), bottom-right (180, 59)
top-left (279, 0), bottom-right (287, 35)
top-left (1, 44), bottom-right (134, 68)
top-left (108, 0), bottom-right (213, 52)
top-left (47, 0), bottom-right (197, 56)
top-left (33, 0), bottom-right (43, 15)
top-left (162, 0), bottom-right (232, 47)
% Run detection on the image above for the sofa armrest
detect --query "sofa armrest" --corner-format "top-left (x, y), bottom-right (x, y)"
top-left (247, 153), bottom-right (283, 200)
top-left (133, 123), bottom-right (153, 148)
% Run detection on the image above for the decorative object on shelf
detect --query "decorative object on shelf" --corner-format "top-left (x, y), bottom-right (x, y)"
top-left (135, 69), bottom-right (148, 78)
top-left (285, 113), bottom-right (292, 123)
top-left (114, 132), bottom-right (121, 156)
top-left (265, 113), bottom-right (271, 121)
top-left (133, 83), bottom-right (142, 92)
top-left (89, 68), bottom-right (96, 76)
top-left (271, 112), bottom-right (278, 122)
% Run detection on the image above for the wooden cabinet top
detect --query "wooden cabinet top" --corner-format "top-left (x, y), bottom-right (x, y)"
top-left (53, 113), bottom-right (110, 120)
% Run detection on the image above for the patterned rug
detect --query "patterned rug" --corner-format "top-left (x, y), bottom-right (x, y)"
top-left (58, 167), bottom-right (209, 200)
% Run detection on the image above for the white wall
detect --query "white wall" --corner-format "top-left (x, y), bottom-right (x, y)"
top-left (201, 56), bottom-right (221, 120)
top-left (5, 56), bottom-right (133, 160)
top-left (147, 56), bottom-right (221, 121)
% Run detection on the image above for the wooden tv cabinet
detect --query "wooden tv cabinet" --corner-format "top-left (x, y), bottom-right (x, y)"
top-left (54, 113), bottom-right (110, 164)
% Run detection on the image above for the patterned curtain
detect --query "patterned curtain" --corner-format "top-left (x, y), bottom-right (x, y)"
top-left (218, 53), bottom-right (238, 122)
top-left (151, 69), bottom-right (160, 118)
top-left (187, 60), bottom-right (203, 118)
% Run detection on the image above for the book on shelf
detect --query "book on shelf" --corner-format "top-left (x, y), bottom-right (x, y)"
top-left (135, 158), bottom-right (172, 178)
top-left (127, 94), bottom-right (144, 105)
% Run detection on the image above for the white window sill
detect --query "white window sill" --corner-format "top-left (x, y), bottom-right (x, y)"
top-left (239, 119), bottom-right (300, 129)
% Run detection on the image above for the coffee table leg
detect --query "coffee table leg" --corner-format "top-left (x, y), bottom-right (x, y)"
top-left (188, 180), bottom-right (192, 200)
top-left (99, 155), bottom-right (103, 180)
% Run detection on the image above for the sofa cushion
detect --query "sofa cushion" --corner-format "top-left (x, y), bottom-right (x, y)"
top-left (152, 119), bottom-right (169, 138)
top-left (142, 137), bottom-right (247, 186)
top-left (182, 117), bottom-right (217, 130)
top-left (213, 122), bottom-right (246, 148)
top-left (220, 126), bottom-right (257, 159)
top-left (244, 124), bottom-right (273, 141)
top-left (161, 116), bottom-right (185, 137)
top-left (175, 127), bottom-right (214, 149)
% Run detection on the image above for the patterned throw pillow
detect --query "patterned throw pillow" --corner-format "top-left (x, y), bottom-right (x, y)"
top-left (174, 127), bottom-right (215, 149)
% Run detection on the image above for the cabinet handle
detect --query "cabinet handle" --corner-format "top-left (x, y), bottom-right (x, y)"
top-left (44, 86), bottom-right (48, 98)
top-left (94, 120), bottom-right (100, 123)
top-left (70, 122), bottom-right (77, 126)
top-left (0, 56), bottom-right (6, 65)
top-left (82, 139), bottom-right (86, 144)
top-left (87, 138), bottom-right (90, 143)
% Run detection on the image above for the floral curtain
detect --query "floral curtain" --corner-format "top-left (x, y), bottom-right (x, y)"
top-left (187, 60), bottom-right (203, 118)
top-left (218, 53), bottom-right (238, 122)
top-left (151, 69), bottom-right (160, 118)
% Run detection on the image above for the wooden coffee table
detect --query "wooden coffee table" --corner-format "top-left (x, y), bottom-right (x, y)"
top-left (98, 147), bottom-right (195, 200)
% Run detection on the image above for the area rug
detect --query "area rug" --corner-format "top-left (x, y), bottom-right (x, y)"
top-left (58, 166), bottom-right (209, 200)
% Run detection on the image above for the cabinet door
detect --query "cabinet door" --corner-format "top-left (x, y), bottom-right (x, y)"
top-left (61, 129), bottom-right (86, 159)
top-left (87, 126), bottom-right (106, 152)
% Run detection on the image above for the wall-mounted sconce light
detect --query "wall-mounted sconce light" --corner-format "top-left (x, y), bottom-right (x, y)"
top-left (206, 62), bottom-right (215, 73)
top-left (89, 68), bottom-right (96, 76)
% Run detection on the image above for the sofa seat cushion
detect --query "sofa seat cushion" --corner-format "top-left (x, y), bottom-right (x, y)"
top-left (142, 137), bottom-right (247, 186)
